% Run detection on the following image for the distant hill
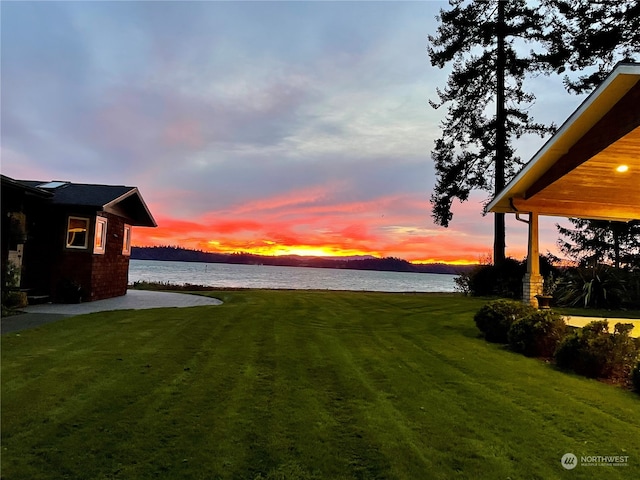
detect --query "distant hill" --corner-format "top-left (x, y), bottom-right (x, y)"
top-left (131, 246), bottom-right (476, 275)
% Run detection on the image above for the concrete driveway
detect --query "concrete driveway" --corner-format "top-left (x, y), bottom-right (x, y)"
top-left (1, 289), bottom-right (222, 334)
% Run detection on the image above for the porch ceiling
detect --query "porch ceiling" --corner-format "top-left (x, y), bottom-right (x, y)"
top-left (511, 125), bottom-right (640, 221)
top-left (488, 63), bottom-right (640, 222)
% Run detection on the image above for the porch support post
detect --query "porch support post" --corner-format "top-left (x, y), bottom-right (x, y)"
top-left (522, 212), bottom-right (543, 307)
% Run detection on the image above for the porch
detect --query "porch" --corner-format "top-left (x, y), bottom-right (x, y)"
top-left (487, 62), bottom-right (640, 308)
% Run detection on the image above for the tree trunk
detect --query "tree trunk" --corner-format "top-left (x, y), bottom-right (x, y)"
top-left (494, 0), bottom-right (507, 265)
top-left (612, 223), bottom-right (621, 269)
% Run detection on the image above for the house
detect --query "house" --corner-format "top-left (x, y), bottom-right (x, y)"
top-left (1, 175), bottom-right (156, 303)
top-left (487, 62), bottom-right (640, 306)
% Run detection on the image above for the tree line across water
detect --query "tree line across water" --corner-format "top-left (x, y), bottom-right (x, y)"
top-left (130, 246), bottom-right (475, 276)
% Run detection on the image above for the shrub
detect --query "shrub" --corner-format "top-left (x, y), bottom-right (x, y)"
top-left (625, 271), bottom-right (640, 309)
top-left (57, 278), bottom-right (84, 303)
top-left (555, 321), bottom-right (608, 378)
top-left (554, 266), bottom-right (627, 309)
top-left (1, 260), bottom-right (26, 310)
top-left (453, 269), bottom-right (474, 295)
top-left (632, 360), bottom-right (640, 393)
top-left (1, 290), bottom-right (28, 309)
top-left (555, 320), bottom-right (638, 379)
top-left (130, 281), bottom-right (213, 291)
top-left (474, 299), bottom-right (535, 343)
top-left (3, 260), bottom-right (22, 289)
top-left (470, 258), bottom-right (525, 298)
top-left (508, 310), bottom-right (566, 357)
top-left (456, 255), bottom-right (558, 298)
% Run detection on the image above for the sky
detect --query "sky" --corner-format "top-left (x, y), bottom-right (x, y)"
top-left (1, 1), bottom-right (585, 264)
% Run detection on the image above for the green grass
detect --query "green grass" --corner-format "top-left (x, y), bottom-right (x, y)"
top-left (2, 290), bottom-right (639, 479)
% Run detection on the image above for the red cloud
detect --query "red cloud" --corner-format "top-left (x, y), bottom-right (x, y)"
top-left (133, 187), bottom-right (562, 264)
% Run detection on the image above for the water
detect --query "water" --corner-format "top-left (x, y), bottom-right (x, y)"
top-left (129, 259), bottom-right (458, 293)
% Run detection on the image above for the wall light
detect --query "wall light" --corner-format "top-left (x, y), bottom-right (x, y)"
top-left (616, 165), bottom-right (629, 173)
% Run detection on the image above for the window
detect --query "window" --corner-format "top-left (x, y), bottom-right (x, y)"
top-left (122, 224), bottom-right (132, 255)
top-left (94, 216), bottom-right (108, 254)
top-left (37, 181), bottom-right (68, 189)
top-left (66, 216), bottom-right (89, 249)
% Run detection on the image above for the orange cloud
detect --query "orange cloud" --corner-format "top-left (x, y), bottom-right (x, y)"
top-left (132, 187), bottom-right (564, 265)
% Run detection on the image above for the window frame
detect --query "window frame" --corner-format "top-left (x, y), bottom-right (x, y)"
top-left (93, 216), bottom-right (108, 254)
top-left (122, 224), bottom-right (132, 256)
top-left (66, 216), bottom-right (90, 250)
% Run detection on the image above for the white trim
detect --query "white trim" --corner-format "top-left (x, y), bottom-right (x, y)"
top-left (66, 216), bottom-right (90, 250)
top-left (93, 216), bottom-right (108, 254)
top-left (103, 187), bottom-right (157, 227)
top-left (122, 224), bottom-right (132, 256)
top-left (487, 63), bottom-right (640, 213)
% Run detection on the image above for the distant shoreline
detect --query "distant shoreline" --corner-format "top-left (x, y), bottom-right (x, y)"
top-left (131, 246), bottom-right (476, 276)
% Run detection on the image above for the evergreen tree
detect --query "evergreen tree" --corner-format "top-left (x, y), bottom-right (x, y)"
top-left (428, 0), bottom-right (639, 265)
top-left (557, 219), bottom-right (640, 270)
top-left (542, 0), bottom-right (640, 93)
top-left (428, 0), bottom-right (555, 264)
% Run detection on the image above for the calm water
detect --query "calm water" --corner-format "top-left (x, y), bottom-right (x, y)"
top-left (129, 260), bottom-right (458, 293)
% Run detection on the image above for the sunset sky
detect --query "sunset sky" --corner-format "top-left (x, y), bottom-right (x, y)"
top-left (1, 1), bottom-right (586, 264)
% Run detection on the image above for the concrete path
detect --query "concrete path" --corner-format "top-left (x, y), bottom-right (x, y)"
top-left (2, 290), bottom-right (222, 334)
top-left (2, 313), bottom-right (73, 334)
top-left (563, 315), bottom-right (640, 337)
top-left (20, 289), bottom-right (222, 314)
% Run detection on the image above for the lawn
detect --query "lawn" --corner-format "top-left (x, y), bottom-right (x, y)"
top-left (2, 290), bottom-right (639, 480)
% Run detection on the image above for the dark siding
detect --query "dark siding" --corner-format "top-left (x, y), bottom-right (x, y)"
top-left (42, 210), bottom-right (129, 302)
top-left (90, 212), bottom-right (129, 300)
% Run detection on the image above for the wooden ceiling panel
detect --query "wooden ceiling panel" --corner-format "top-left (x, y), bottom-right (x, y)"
top-left (488, 66), bottom-right (640, 221)
top-left (521, 125), bottom-right (640, 220)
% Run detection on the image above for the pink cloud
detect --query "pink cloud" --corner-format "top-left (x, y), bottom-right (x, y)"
top-left (163, 119), bottom-right (204, 149)
top-left (132, 184), bottom-right (565, 264)
top-left (228, 184), bottom-right (337, 215)
top-left (135, 186), bottom-right (500, 262)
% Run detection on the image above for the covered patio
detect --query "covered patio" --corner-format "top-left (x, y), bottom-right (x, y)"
top-left (487, 63), bottom-right (640, 316)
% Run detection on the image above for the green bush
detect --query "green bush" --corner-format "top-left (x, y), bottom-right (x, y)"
top-left (554, 266), bottom-right (628, 309)
top-left (626, 271), bottom-right (640, 309)
top-left (456, 256), bottom-right (558, 298)
top-left (555, 321), bottom-right (638, 379)
top-left (474, 299), bottom-right (535, 343)
top-left (507, 310), bottom-right (566, 357)
top-left (1, 260), bottom-right (26, 310)
top-left (631, 360), bottom-right (640, 393)
top-left (1, 290), bottom-right (28, 309)
top-left (463, 258), bottom-right (525, 298)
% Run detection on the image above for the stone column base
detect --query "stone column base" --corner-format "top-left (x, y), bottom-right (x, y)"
top-left (523, 273), bottom-right (544, 307)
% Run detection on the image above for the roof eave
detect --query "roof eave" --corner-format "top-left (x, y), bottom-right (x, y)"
top-left (487, 62), bottom-right (640, 215)
top-left (103, 188), bottom-right (157, 227)
top-left (1, 175), bottom-right (54, 198)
